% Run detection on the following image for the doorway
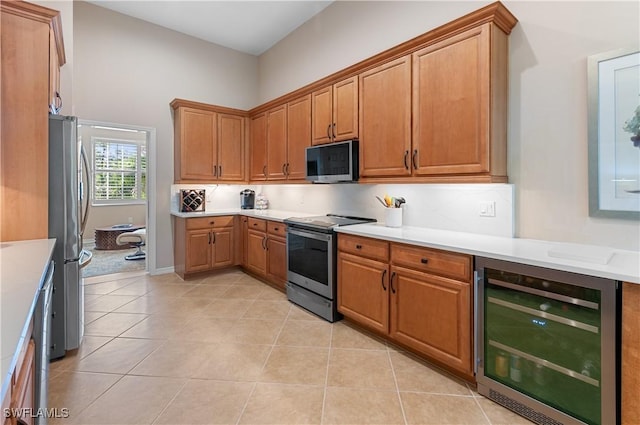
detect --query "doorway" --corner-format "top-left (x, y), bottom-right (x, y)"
top-left (78, 120), bottom-right (155, 278)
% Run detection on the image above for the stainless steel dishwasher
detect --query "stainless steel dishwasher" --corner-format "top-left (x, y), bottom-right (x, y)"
top-left (33, 260), bottom-right (54, 425)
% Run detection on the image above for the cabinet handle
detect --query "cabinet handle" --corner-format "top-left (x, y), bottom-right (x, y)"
top-left (403, 150), bottom-right (409, 170)
top-left (263, 165), bottom-right (267, 176)
top-left (327, 124), bottom-right (331, 140)
top-left (285, 163), bottom-right (290, 175)
top-left (412, 149), bottom-right (418, 170)
top-left (420, 258), bottom-right (428, 264)
top-left (355, 244), bottom-right (362, 249)
top-left (282, 163), bottom-right (286, 175)
top-left (213, 164), bottom-right (218, 177)
top-left (262, 236), bottom-right (267, 250)
top-left (274, 227), bottom-right (279, 231)
top-left (208, 232), bottom-right (211, 244)
top-left (332, 122), bottom-right (336, 140)
top-left (212, 232), bottom-right (216, 244)
top-left (219, 165), bottom-right (222, 177)
top-left (381, 269), bottom-right (387, 291)
top-left (390, 271), bottom-right (396, 294)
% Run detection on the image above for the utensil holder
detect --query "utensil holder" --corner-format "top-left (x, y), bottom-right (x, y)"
top-left (385, 207), bottom-right (402, 228)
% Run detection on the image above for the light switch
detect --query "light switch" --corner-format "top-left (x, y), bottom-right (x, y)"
top-left (479, 201), bottom-right (496, 217)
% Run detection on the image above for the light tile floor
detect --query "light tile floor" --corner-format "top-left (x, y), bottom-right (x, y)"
top-left (49, 269), bottom-right (533, 425)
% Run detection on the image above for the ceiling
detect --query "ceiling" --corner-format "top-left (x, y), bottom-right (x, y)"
top-left (88, 1), bottom-right (333, 56)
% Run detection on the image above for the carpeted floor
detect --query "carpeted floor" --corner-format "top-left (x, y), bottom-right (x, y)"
top-left (82, 243), bottom-right (146, 278)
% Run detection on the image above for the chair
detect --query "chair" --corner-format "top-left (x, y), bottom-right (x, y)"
top-left (116, 228), bottom-right (146, 261)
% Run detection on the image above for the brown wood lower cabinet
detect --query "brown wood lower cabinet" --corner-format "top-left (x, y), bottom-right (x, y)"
top-left (174, 216), bottom-right (237, 279)
top-left (337, 233), bottom-right (473, 378)
top-left (265, 221), bottom-right (287, 289)
top-left (389, 265), bottom-right (471, 375)
top-left (246, 228), bottom-right (267, 275)
top-left (244, 218), bottom-right (288, 290)
top-left (337, 252), bottom-right (389, 334)
top-left (623, 281), bottom-right (640, 425)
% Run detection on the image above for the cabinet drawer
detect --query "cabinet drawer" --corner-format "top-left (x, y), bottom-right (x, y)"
top-left (267, 221), bottom-right (286, 237)
top-left (391, 243), bottom-right (471, 282)
top-left (247, 218), bottom-right (267, 232)
top-left (338, 234), bottom-right (389, 262)
top-left (186, 215), bottom-right (234, 230)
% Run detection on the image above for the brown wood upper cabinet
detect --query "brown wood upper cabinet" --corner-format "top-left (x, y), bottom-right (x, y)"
top-left (359, 23), bottom-right (508, 182)
top-left (411, 24), bottom-right (507, 180)
top-left (172, 101), bottom-right (245, 183)
top-left (359, 56), bottom-right (412, 177)
top-left (311, 76), bottom-right (358, 145)
top-left (1, 1), bottom-right (65, 242)
top-left (251, 96), bottom-right (311, 181)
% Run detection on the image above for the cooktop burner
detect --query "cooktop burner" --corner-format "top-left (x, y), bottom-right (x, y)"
top-left (284, 214), bottom-right (376, 231)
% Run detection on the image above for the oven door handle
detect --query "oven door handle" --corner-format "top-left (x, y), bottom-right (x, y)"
top-left (287, 228), bottom-right (332, 242)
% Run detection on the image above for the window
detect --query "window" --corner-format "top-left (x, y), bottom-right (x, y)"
top-left (92, 137), bottom-right (146, 205)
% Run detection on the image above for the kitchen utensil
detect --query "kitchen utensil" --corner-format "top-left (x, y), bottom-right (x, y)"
top-left (375, 196), bottom-right (388, 207)
top-left (394, 197), bottom-right (406, 208)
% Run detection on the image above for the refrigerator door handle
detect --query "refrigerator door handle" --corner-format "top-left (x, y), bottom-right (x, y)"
top-left (79, 249), bottom-right (93, 269)
top-left (80, 145), bottom-right (91, 237)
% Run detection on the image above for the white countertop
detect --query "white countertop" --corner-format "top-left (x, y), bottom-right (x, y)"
top-left (171, 209), bottom-right (639, 283)
top-left (335, 224), bottom-right (640, 284)
top-left (0, 238), bottom-right (55, 404)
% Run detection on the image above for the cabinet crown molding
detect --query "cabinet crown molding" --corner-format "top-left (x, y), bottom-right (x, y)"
top-left (1, 0), bottom-right (66, 65)
top-left (248, 1), bottom-right (517, 116)
top-left (170, 98), bottom-right (248, 116)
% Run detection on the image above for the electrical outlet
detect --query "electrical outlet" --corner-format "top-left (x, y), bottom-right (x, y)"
top-left (479, 201), bottom-right (496, 217)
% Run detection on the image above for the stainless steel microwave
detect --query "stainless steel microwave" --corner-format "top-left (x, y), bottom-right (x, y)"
top-left (305, 139), bottom-right (359, 183)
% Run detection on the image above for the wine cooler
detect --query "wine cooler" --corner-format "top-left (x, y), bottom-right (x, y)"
top-left (475, 257), bottom-right (620, 425)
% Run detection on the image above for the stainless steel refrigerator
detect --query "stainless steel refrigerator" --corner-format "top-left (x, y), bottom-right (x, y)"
top-left (48, 115), bottom-right (92, 360)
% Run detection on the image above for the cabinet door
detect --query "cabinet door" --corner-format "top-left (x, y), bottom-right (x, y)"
top-left (185, 229), bottom-right (212, 273)
top-left (178, 108), bottom-right (217, 180)
top-left (359, 56), bottom-right (412, 177)
top-left (212, 227), bottom-right (234, 268)
top-left (333, 76), bottom-right (358, 142)
top-left (311, 85), bottom-right (332, 145)
top-left (412, 25), bottom-right (489, 175)
top-left (390, 266), bottom-right (471, 374)
top-left (1, 10), bottom-right (50, 241)
top-left (266, 235), bottom-right (287, 290)
top-left (217, 114), bottom-right (245, 181)
top-left (286, 95), bottom-right (311, 180)
top-left (337, 252), bottom-right (389, 334)
top-left (249, 113), bottom-right (267, 181)
top-left (266, 105), bottom-right (287, 180)
top-left (246, 230), bottom-right (267, 276)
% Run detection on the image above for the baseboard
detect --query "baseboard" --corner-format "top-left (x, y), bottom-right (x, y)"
top-left (151, 266), bottom-right (175, 276)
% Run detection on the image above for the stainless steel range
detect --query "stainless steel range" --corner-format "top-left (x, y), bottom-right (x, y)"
top-left (284, 214), bottom-right (376, 322)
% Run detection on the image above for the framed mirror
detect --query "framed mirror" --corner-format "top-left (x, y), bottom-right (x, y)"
top-left (587, 47), bottom-right (640, 219)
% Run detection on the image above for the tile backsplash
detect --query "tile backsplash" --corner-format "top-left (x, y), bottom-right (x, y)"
top-left (171, 183), bottom-right (515, 237)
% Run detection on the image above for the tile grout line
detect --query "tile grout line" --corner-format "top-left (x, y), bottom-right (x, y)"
top-left (386, 349), bottom-right (409, 425)
top-left (471, 390), bottom-right (494, 425)
top-left (150, 378), bottom-right (189, 425)
top-left (320, 321), bottom-right (334, 425)
top-left (235, 287), bottom-right (292, 425)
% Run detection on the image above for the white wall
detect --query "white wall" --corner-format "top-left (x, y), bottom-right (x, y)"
top-left (258, 1), bottom-right (640, 251)
top-left (73, 2), bottom-right (259, 269)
